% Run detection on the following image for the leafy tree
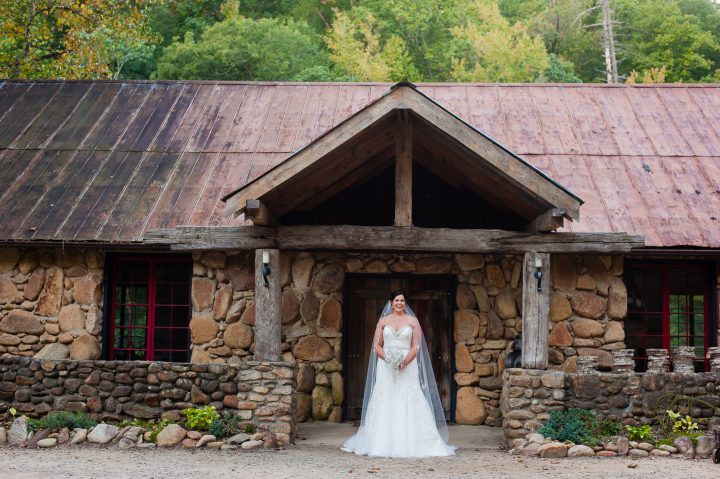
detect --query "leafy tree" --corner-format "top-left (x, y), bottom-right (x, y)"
top-left (539, 53), bottom-right (583, 83)
top-left (326, 7), bottom-right (417, 81)
top-left (613, 0), bottom-right (720, 82)
top-left (0, 0), bottom-right (158, 79)
top-left (448, 0), bottom-right (549, 82)
top-left (154, 13), bottom-right (332, 81)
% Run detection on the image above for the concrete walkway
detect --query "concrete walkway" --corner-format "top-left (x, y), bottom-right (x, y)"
top-left (296, 422), bottom-right (504, 450)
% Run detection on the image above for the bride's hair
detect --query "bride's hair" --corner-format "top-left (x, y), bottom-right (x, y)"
top-left (389, 290), bottom-right (405, 301)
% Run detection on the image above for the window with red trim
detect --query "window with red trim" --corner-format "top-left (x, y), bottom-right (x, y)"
top-left (625, 263), bottom-right (709, 372)
top-left (110, 257), bottom-right (192, 361)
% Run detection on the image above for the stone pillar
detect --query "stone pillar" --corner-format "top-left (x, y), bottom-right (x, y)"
top-left (254, 249), bottom-right (281, 361)
top-left (522, 252), bottom-right (550, 369)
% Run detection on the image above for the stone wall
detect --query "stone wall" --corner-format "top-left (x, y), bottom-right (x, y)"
top-left (0, 248), bottom-right (104, 360)
top-left (548, 255), bottom-right (626, 372)
top-left (0, 356), bottom-right (296, 444)
top-left (501, 368), bottom-right (720, 441)
top-left (501, 368), bottom-right (565, 439)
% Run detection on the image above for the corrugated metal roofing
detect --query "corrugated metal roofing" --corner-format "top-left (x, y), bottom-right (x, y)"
top-left (0, 80), bottom-right (719, 248)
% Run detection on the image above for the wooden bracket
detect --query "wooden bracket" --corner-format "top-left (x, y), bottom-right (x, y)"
top-left (526, 208), bottom-right (566, 233)
top-left (246, 199), bottom-right (279, 225)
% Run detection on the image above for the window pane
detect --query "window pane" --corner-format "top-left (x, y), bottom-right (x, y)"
top-left (132, 306), bottom-right (148, 327)
top-left (171, 351), bottom-right (189, 362)
top-left (156, 283), bottom-right (172, 305)
top-left (114, 349), bottom-right (130, 360)
top-left (133, 262), bottom-right (149, 282)
top-left (172, 306), bottom-right (190, 327)
top-left (154, 328), bottom-right (171, 350)
top-left (171, 329), bottom-right (189, 350)
top-left (173, 284), bottom-right (190, 305)
top-left (156, 307), bottom-right (171, 327)
top-left (154, 351), bottom-right (171, 361)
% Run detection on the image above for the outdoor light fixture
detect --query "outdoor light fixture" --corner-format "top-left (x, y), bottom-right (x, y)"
top-left (534, 257), bottom-right (543, 291)
top-left (262, 251), bottom-right (271, 287)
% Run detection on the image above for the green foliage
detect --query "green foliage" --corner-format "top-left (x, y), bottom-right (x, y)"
top-left (613, 0), bottom-right (720, 82)
top-left (182, 405), bottom-right (220, 431)
top-left (539, 54), bottom-right (583, 83)
top-left (596, 417), bottom-right (622, 437)
top-left (539, 408), bottom-right (605, 446)
top-left (27, 412), bottom-right (97, 432)
top-left (154, 16), bottom-right (331, 80)
top-left (0, 0), bottom-right (159, 79)
top-left (207, 410), bottom-right (243, 438)
top-left (624, 424), bottom-right (653, 442)
top-left (244, 423), bottom-right (256, 435)
top-left (666, 410), bottom-right (699, 434)
top-left (146, 418), bottom-right (173, 442)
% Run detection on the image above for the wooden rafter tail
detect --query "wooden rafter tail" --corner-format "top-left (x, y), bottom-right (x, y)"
top-left (246, 199), bottom-right (279, 226)
top-left (526, 208), bottom-right (567, 233)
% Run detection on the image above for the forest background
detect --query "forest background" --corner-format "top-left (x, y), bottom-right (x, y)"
top-left (1, 0), bottom-right (719, 84)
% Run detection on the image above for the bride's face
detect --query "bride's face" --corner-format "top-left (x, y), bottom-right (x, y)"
top-left (392, 295), bottom-right (405, 313)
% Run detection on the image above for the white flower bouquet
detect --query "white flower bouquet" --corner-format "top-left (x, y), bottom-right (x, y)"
top-left (385, 347), bottom-right (405, 370)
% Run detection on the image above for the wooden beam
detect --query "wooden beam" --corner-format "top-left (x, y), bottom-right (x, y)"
top-left (526, 208), bottom-right (566, 233)
top-left (521, 252), bottom-right (550, 369)
top-left (395, 113), bottom-right (413, 226)
top-left (246, 199), bottom-right (278, 226)
top-left (254, 249), bottom-right (281, 361)
top-left (145, 225), bottom-right (645, 253)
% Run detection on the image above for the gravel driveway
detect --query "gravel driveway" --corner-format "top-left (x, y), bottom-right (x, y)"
top-left (2, 423), bottom-right (719, 479)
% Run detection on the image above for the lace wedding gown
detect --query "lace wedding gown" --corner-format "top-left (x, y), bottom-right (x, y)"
top-left (341, 325), bottom-right (456, 458)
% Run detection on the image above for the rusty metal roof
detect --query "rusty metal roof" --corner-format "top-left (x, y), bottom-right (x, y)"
top-left (0, 80), bottom-right (719, 248)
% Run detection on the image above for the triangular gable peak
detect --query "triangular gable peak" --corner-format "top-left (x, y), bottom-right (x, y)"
top-left (223, 82), bottom-right (582, 232)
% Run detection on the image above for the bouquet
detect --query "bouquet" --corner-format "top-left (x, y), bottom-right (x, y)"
top-left (385, 347), bottom-right (405, 370)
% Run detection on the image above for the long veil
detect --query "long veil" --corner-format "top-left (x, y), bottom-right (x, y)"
top-left (358, 300), bottom-right (449, 442)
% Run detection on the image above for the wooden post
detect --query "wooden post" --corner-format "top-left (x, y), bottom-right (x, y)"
top-left (254, 249), bottom-right (281, 361)
top-left (394, 114), bottom-right (412, 226)
top-left (521, 252), bottom-right (550, 369)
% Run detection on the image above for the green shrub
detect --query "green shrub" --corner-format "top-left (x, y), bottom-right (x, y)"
top-left (243, 423), bottom-right (256, 435)
top-left (27, 412), bottom-right (97, 432)
top-left (208, 411), bottom-right (244, 438)
top-left (624, 424), bottom-right (653, 442)
top-left (597, 417), bottom-right (621, 437)
top-left (182, 405), bottom-right (220, 431)
top-left (539, 408), bottom-right (603, 446)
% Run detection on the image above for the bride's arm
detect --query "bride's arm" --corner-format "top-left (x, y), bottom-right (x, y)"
top-left (374, 318), bottom-right (386, 361)
top-left (400, 317), bottom-right (421, 369)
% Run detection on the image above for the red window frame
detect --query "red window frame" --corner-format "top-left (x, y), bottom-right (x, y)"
top-left (625, 263), bottom-right (710, 372)
top-left (109, 256), bottom-right (192, 361)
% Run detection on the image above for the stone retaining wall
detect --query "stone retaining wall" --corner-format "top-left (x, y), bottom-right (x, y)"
top-left (501, 368), bottom-right (720, 441)
top-left (0, 357), bottom-right (296, 444)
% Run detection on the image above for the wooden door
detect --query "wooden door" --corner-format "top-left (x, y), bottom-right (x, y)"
top-left (343, 274), bottom-right (455, 421)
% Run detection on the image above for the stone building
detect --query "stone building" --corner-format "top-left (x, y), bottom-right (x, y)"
top-left (0, 80), bottom-right (718, 433)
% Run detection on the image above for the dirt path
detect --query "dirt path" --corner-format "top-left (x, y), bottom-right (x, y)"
top-left (1, 443), bottom-right (718, 479)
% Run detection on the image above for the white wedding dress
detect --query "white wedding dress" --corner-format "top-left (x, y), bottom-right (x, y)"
top-left (341, 325), bottom-right (456, 458)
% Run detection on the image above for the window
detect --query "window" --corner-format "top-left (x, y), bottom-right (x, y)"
top-left (625, 263), bottom-right (710, 372)
top-left (110, 256), bottom-right (192, 361)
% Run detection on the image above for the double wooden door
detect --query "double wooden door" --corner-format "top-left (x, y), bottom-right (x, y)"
top-left (343, 275), bottom-right (455, 421)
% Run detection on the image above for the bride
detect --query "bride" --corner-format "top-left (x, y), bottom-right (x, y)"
top-left (341, 290), bottom-right (456, 458)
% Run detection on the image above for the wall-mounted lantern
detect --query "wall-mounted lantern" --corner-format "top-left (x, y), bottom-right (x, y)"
top-left (262, 251), bottom-right (271, 287)
top-left (534, 257), bottom-right (543, 291)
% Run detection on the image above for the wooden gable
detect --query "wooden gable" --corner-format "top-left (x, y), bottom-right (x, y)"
top-left (223, 82), bottom-right (582, 231)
